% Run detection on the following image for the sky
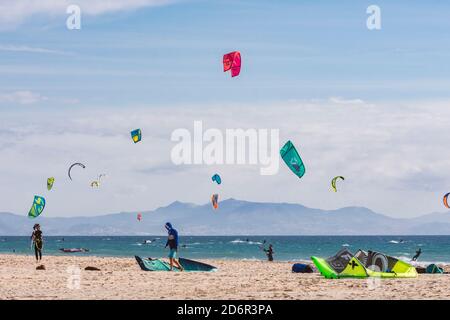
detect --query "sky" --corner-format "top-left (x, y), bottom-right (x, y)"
top-left (1, 0), bottom-right (450, 218)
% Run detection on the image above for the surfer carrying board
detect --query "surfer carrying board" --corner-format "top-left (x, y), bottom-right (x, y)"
top-left (164, 222), bottom-right (184, 271)
top-left (31, 224), bottom-right (43, 262)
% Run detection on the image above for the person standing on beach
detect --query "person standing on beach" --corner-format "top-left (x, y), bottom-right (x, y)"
top-left (31, 224), bottom-right (43, 262)
top-left (412, 248), bottom-right (422, 261)
top-left (264, 244), bottom-right (274, 262)
top-left (164, 222), bottom-right (184, 271)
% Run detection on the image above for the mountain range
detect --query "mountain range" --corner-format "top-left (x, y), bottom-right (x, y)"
top-left (1, 199), bottom-right (450, 236)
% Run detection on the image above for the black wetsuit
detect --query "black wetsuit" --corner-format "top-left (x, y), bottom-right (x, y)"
top-left (264, 246), bottom-right (274, 262)
top-left (32, 230), bottom-right (43, 261)
top-left (412, 248), bottom-right (422, 261)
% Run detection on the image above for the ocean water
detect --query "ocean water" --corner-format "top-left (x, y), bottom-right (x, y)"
top-left (1, 236), bottom-right (450, 264)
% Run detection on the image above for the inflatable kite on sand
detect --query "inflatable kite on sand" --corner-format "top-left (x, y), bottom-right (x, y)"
top-left (311, 248), bottom-right (417, 279)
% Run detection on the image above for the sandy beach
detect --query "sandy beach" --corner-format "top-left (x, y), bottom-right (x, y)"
top-left (0, 254), bottom-right (449, 300)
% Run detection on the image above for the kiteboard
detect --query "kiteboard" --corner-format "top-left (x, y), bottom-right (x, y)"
top-left (135, 256), bottom-right (217, 272)
top-left (59, 248), bottom-right (89, 253)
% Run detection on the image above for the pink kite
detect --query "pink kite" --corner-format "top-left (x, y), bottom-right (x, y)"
top-left (223, 51), bottom-right (241, 77)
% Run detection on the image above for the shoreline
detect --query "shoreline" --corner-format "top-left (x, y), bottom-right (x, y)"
top-left (0, 252), bottom-right (447, 266)
top-left (1, 254), bottom-right (450, 300)
top-left (0, 252), bottom-right (309, 263)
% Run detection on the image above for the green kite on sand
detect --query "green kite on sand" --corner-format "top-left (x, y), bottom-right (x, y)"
top-left (311, 248), bottom-right (417, 279)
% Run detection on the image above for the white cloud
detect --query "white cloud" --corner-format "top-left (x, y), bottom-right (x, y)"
top-left (0, 91), bottom-right (48, 105)
top-left (0, 0), bottom-right (172, 29)
top-left (0, 99), bottom-right (449, 218)
top-left (329, 96), bottom-right (365, 105)
top-left (0, 45), bottom-right (69, 55)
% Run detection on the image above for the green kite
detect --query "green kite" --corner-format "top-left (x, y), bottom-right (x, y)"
top-left (280, 140), bottom-right (305, 179)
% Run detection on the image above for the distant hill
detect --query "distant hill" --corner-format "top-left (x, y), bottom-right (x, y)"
top-left (1, 199), bottom-right (450, 236)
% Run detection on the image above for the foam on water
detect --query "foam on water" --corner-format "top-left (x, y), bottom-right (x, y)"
top-left (230, 239), bottom-right (263, 245)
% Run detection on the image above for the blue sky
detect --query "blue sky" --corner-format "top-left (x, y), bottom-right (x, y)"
top-left (1, 0), bottom-right (450, 218)
top-left (2, 0), bottom-right (450, 108)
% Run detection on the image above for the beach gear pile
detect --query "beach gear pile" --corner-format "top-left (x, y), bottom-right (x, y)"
top-left (292, 263), bottom-right (314, 273)
top-left (311, 248), bottom-right (417, 279)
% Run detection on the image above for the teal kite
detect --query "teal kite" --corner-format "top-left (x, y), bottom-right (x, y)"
top-left (47, 177), bottom-right (55, 191)
top-left (131, 129), bottom-right (142, 143)
top-left (28, 195), bottom-right (46, 219)
top-left (280, 140), bottom-right (305, 179)
top-left (212, 174), bottom-right (222, 185)
top-left (331, 176), bottom-right (345, 192)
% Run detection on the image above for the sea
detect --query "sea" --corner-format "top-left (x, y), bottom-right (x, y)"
top-left (1, 236), bottom-right (449, 264)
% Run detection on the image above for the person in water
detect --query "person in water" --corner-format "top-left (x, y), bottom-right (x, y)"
top-left (412, 248), bottom-right (422, 261)
top-left (31, 224), bottom-right (43, 262)
top-left (263, 244), bottom-right (274, 262)
top-left (164, 222), bottom-right (184, 271)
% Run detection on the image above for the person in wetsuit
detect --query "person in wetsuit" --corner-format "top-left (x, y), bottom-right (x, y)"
top-left (412, 248), bottom-right (422, 261)
top-left (264, 244), bottom-right (274, 262)
top-left (31, 224), bottom-right (43, 262)
top-left (164, 222), bottom-right (184, 271)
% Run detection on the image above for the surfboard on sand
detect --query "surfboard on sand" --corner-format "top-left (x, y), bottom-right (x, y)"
top-left (134, 256), bottom-right (217, 272)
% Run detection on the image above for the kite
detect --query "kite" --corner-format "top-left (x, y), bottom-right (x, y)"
top-left (28, 195), bottom-right (46, 219)
top-left (131, 129), bottom-right (142, 143)
top-left (212, 174), bottom-right (222, 185)
top-left (90, 174), bottom-right (106, 188)
top-left (444, 193), bottom-right (450, 209)
top-left (223, 51), bottom-right (241, 77)
top-left (211, 194), bottom-right (219, 210)
top-left (331, 176), bottom-right (345, 192)
top-left (68, 163), bottom-right (86, 180)
top-left (137, 213), bottom-right (142, 221)
top-left (90, 181), bottom-right (99, 188)
top-left (47, 177), bottom-right (55, 191)
top-left (280, 140), bottom-right (305, 179)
